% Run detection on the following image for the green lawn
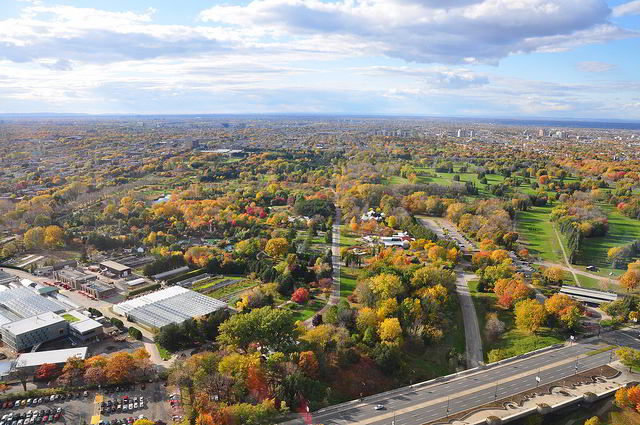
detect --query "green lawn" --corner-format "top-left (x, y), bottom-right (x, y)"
top-left (155, 342), bottom-right (172, 360)
top-left (62, 313), bottom-right (80, 323)
top-left (467, 280), bottom-right (564, 362)
top-left (516, 205), bottom-right (564, 263)
top-left (575, 273), bottom-right (611, 290)
top-left (339, 225), bottom-right (361, 248)
top-left (288, 298), bottom-right (327, 322)
top-left (192, 275), bottom-right (243, 291)
top-left (340, 266), bottom-right (359, 301)
top-left (387, 175), bottom-right (409, 185)
top-left (577, 205), bottom-right (640, 276)
top-left (204, 279), bottom-right (259, 299)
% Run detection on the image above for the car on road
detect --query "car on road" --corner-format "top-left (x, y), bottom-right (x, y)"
top-left (374, 404), bottom-right (384, 410)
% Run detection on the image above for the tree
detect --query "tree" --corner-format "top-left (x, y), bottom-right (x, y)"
top-left (106, 351), bottom-right (135, 384)
top-left (44, 225), bottom-right (65, 248)
top-left (61, 356), bottom-right (85, 387)
top-left (350, 216), bottom-right (359, 232)
top-left (84, 366), bottom-right (107, 386)
top-left (620, 260), bottom-right (640, 292)
top-left (298, 351), bottom-right (319, 377)
top-left (23, 226), bottom-right (45, 250)
top-left (514, 299), bottom-right (547, 334)
top-left (265, 237), bottom-right (289, 258)
top-left (299, 324), bottom-right (333, 350)
top-left (291, 287), bottom-right (309, 304)
top-left (607, 246), bottom-right (625, 268)
top-left (368, 273), bottom-right (404, 300)
top-left (545, 294), bottom-right (582, 329)
top-left (217, 306), bottom-right (297, 353)
top-left (616, 347), bottom-right (640, 371)
top-left (543, 266), bottom-right (565, 284)
top-left (128, 327), bottom-right (143, 340)
top-left (12, 368), bottom-right (30, 391)
top-left (387, 215), bottom-right (397, 228)
top-left (584, 416), bottom-right (601, 425)
top-left (133, 420), bottom-right (155, 425)
top-left (379, 317), bottom-right (402, 344)
top-left (356, 307), bottom-right (378, 332)
top-left (35, 363), bottom-right (60, 381)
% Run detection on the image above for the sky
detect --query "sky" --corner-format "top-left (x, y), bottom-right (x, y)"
top-left (0, 0), bottom-right (639, 119)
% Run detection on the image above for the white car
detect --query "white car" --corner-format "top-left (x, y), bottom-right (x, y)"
top-left (374, 404), bottom-right (385, 410)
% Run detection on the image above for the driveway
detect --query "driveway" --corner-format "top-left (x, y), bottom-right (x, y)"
top-left (456, 270), bottom-right (484, 368)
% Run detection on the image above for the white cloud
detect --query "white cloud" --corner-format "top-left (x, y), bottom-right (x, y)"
top-left (576, 61), bottom-right (617, 72)
top-left (612, 0), bottom-right (640, 17)
top-left (199, 0), bottom-right (626, 64)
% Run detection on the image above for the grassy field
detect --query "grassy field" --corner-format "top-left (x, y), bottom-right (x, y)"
top-left (286, 297), bottom-right (327, 322)
top-left (62, 313), bottom-right (80, 323)
top-left (339, 225), bottom-right (361, 247)
top-left (468, 280), bottom-right (564, 362)
top-left (516, 205), bottom-right (565, 263)
top-left (577, 205), bottom-right (640, 276)
top-left (192, 275), bottom-right (244, 291)
top-left (204, 279), bottom-right (258, 299)
top-left (340, 266), bottom-right (360, 301)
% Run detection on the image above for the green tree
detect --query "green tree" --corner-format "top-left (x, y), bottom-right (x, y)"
top-left (23, 226), bottom-right (45, 250)
top-left (616, 347), bottom-right (640, 371)
top-left (217, 306), bottom-right (298, 353)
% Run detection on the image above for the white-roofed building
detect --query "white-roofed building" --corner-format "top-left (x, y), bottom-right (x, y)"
top-left (113, 287), bottom-right (227, 329)
top-left (14, 347), bottom-right (88, 374)
top-left (65, 310), bottom-right (104, 342)
top-left (1, 311), bottom-right (68, 352)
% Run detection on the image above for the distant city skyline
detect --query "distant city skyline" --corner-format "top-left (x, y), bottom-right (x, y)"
top-left (0, 0), bottom-right (639, 118)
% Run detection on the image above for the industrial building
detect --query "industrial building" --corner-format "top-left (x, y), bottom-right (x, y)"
top-left (65, 310), bottom-right (104, 342)
top-left (0, 270), bottom-right (18, 286)
top-left (100, 260), bottom-right (132, 278)
top-left (14, 347), bottom-right (88, 374)
top-left (113, 286), bottom-right (227, 329)
top-left (0, 285), bottom-right (67, 327)
top-left (1, 312), bottom-right (68, 352)
top-left (56, 268), bottom-right (97, 287)
top-left (81, 280), bottom-right (117, 300)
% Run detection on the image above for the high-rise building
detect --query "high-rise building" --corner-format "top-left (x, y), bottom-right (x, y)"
top-left (456, 129), bottom-right (462, 138)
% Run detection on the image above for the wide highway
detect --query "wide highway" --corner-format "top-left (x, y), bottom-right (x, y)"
top-left (285, 329), bottom-right (639, 425)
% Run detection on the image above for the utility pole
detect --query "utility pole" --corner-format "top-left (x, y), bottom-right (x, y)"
top-left (575, 356), bottom-right (579, 375)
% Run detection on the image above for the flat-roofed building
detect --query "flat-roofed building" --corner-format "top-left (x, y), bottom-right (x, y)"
top-left (56, 268), bottom-right (97, 289)
top-left (0, 270), bottom-right (18, 286)
top-left (14, 347), bottom-right (88, 374)
top-left (82, 280), bottom-right (117, 300)
top-left (65, 311), bottom-right (103, 342)
top-left (100, 261), bottom-right (132, 278)
top-left (0, 312), bottom-right (68, 352)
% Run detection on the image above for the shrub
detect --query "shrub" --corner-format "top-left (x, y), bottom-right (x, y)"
top-left (291, 287), bottom-right (310, 304)
top-left (128, 327), bottom-right (143, 340)
top-left (110, 317), bottom-right (125, 329)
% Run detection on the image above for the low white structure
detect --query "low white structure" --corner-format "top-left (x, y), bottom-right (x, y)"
top-left (65, 310), bottom-right (103, 342)
top-left (14, 347), bottom-right (88, 373)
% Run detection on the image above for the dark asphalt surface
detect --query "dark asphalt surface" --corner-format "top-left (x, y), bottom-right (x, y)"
top-left (300, 329), bottom-right (639, 425)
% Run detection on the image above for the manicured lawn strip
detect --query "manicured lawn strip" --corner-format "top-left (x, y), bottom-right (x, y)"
top-left (340, 266), bottom-right (359, 301)
top-left (156, 342), bottom-right (172, 360)
top-left (467, 280), bottom-right (564, 362)
top-left (388, 175), bottom-right (409, 185)
top-left (339, 225), bottom-right (361, 247)
top-left (288, 298), bottom-right (327, 322)
top-left (575, 274), bottom-right (605, 290)
top-left (516, 205), bottom-right (564, 263)
top-left (192, 275), bottom-right (243, 291)
top-left (205, 279), bottom-right (258, 299)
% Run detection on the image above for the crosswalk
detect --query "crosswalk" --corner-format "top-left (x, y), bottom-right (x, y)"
top-left (90, 394), bottom-right (103, 424)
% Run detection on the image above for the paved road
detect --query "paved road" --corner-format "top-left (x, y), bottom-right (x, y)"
top-left (455, 270), bottom-right (483, 368)
top-left (284, 330), bottom-right (637, 425)
top-left (303, 209), bottom-right (341, 327)
top-left (416, 218), bottom-right (483, 368)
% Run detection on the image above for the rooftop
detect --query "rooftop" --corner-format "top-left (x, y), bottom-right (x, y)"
top-left (1, 311), bottom-right (66, 335)
top-left (67, 310), bottom-right (103, 334)
top-left (100, 261), bottom-right (131, 272)
top-left (0, 285), bottom-right (67, 318)
top-left (15, 347), bottom-right (88, 368)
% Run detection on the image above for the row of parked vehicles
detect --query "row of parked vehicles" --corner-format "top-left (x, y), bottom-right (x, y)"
top-left (100, 396), bottom-right (145, 415)
top-left (0, 407), bottom-right (63, 425)
top-left (0, 392), bottom-right (86, 410)
top-left (98, 415), bottom-right (146, 425)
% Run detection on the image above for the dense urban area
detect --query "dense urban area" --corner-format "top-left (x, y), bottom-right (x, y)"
top-left (0, 115), bottom-right (638, 425)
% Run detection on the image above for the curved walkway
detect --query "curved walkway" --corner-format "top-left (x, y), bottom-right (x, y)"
top-left (303, 209), bottom-right (341, 327)
top-left (552, 226), bottom-right (580, 285)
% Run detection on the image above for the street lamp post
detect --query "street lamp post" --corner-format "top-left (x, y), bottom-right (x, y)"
top-left (570, 335), bottom-right (575, 346)
top-left (536, 368), bottom-right (541, 388)
top-left (494, 381), bottom-right (498, 399)
top-left (575, 357), bottom-right (579, 375)
top-left (446, 396), bottom-right (450, 417)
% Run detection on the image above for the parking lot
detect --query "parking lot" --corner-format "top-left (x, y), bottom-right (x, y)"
top-left (0, 383), bottom-right (169, 425)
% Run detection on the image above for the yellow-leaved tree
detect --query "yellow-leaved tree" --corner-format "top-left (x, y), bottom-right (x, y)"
top-left (514, 299), bottom-right (547, 334)
top-left (378, 317), bottom-right (402, 344)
